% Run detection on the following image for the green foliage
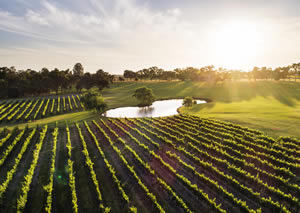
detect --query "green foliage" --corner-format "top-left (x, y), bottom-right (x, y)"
top-left (33, 99), bottom-right (45, 119)
top-left (133, 86), bottom-right (155, 106)
top-left (0, 128), bottom-right (36, 199)
top-left (0, 94), bottom-right (83, 124)
top-left (98, 81), bottom-right (300, 138)
top-left (94, 120), bottom-right (166, 213)
top-left (68, 96), bottom-right (73, 110)
top-left (72, 95), bottom-right (78, 109)
top-left (42, 98), bottom-right (50, 116)
top-left (17, 101), bottom-right (33, 120)
top-left (63, 96), bottom-right (66, 111)
top-left (182, 96), bottom-right (194, 107)
top-left (44, 127), bottom-right (58, 213)
top-left (0, 129), bottom-right (26, 166)
top-left (75, 123), bottom-right (110, 211)
top-left (57, 97), bottom-right (60, 113)
top-left (17, 125), bottom-right (47, 212)
top-left (7, 101), bottom-right (26, 121)
top-left (135, 116), bottom-right (295, 212)
top-left (76, 95), bottom-right (84, 108)
top-left (25, 99), bottom-right (39, 119)
top-left (105, 118), bottom-right (224, 213)
top-left (80, 91), bottom-right (107, 113)
top-left (84, 121), bottom-right (135, 208)
top-left (0, 102), bottom-right (21, 121)
top-left (50, 98), bottom-right (55, 113)
top-left (1, 116), bottom-right (300, 212)
top-left (0, 132), bottom-right (12, 148)
top-left (66, 126), bottom-right (78, 213)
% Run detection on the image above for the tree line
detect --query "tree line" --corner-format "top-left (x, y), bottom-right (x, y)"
top-left (123, 63), bottom-right (300, 82)
top-left (0, 63), bottom-right (112, 98)
top-left (1, 62), bottom-right (300, 98)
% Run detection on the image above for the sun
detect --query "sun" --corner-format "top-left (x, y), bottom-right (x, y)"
top-left (214, 21), bottom-right (261, 69)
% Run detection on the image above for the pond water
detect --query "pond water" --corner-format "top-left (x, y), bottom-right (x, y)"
top-left (104, 99), bottom-right (206, 118)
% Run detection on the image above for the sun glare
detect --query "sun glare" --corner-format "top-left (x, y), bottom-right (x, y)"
top-left (214, 21), bottom-right (262, 69)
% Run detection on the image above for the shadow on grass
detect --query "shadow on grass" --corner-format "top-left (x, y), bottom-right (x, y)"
top-left (104, 81), bottom-right (300, 107)
top-left (0, 111), bottom-right (102, 130)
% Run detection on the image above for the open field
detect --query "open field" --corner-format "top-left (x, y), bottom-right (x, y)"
top-left (0, 111), bottom-right (101, 131)
top-left (0, 115), bottom-right (299, 212)
top-left (1, 81), bottom-right (299, 139)
top-left (101, 81), bottom-right (300, 139)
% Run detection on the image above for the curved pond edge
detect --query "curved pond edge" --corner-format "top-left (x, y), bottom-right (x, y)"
top-left (105, 97), bottom-right (212, 111)
top-left (104, 97), bottom-right (209, 118)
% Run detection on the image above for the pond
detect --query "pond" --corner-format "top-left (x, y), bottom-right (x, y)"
top-left (104, 99), bottom-right (206, 118)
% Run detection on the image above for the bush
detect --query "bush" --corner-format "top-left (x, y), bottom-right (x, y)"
top-left (80, 91), bottom-right (107, 113)
top-left (182, 97), bottom-right (194, 107)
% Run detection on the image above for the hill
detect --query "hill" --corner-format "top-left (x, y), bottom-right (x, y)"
top-left (102, 81), bottom-right (300, 138)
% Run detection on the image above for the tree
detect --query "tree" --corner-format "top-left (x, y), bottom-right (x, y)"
top-left (76, 83), bottom-right (83, 92)
top-left (273, 68), bottom-right (281, 81)
top-left (80, 73), bottom-right (94, 90)
top-left (49, 68), bottom-right (65, 94)
top-left (73, 63), bottom-right (84, 76)
top-left (95, 69), bottom-right (111, 91)
top-left (124, 70), bottom-right (137, 79)
top-left (292, 63), bottom-right (300, 82)
top-left (252, 67), bottom-right (260, 81)
top-left (133, 87), bottom-right (155, 106)
top-left (160, 71), bottom-right (176, 80)
top-left (0, 79), bottom-right (7, 98)
top-left (182, 97), bottom-right (194, 107)
top-left (80, 91), bottom-right (107, 113)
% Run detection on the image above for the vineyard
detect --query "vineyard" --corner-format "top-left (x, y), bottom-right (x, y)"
top-left (0, 115), bottom-right (299, 212)
top-left (0, 94), bottom-right (83, 123)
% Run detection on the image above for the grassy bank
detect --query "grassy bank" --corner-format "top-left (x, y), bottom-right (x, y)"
top-left (102, 81), bottom-right (300, 138)
top-left (1, 80), bottom-right (299, 139)
top-left (1, 111), bottom-right (102, 130)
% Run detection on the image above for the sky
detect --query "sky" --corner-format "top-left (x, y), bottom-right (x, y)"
top-left (0, 0), bottom-right (300, 74)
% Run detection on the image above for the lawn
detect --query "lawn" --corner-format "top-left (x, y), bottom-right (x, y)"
top-left (101, 81), bottom-right (300, 139)
top-left (1, 80), bottom-right (299, 139)
top-left (2, 111), bottom-right (102, 130)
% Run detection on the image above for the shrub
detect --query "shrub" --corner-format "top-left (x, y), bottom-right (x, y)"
top-left (183, 97), bottom-right (194, 107)
top-left (80, 91), bottom-right (107, 113)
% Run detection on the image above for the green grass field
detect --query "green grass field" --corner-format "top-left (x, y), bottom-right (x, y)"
top-left (101, 81), bottom-right (300, 139)
top-left (1, 80), bottom-right (299, 139)
top-left (2, 111), bottom-right (101, 130)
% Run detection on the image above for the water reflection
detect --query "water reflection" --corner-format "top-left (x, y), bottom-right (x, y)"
top-left (138, 106), bottom-right (155, 116)
top-left (104, 99), bottom-right (206, 118)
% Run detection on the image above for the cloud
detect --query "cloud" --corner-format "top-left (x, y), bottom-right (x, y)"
top-left (26, 10), bottom-right (49, 26)
top-left (2, 0), bottom-right (299, 73)
top-left (0, 0), bottom-right (199, 72)
top-left (0, 0), bottom-right (189, 46)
